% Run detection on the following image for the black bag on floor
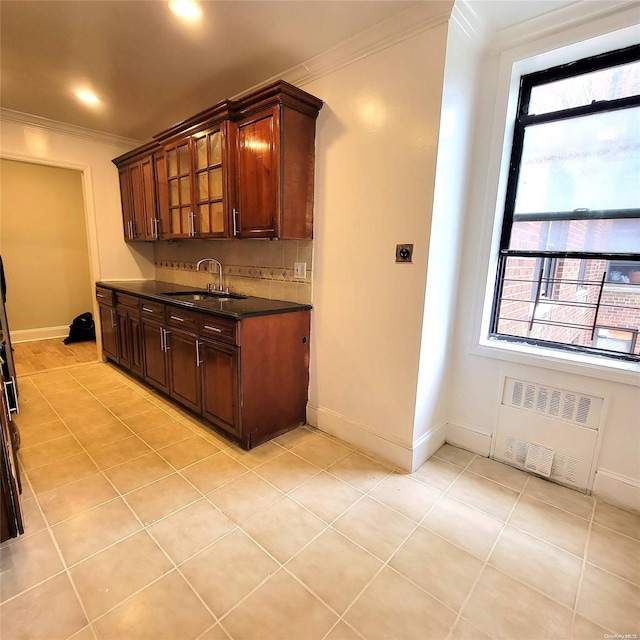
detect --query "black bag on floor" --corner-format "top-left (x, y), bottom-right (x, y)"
top-left (63, 312), bottom-right (96, 344)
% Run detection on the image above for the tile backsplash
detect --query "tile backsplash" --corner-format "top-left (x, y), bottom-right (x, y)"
top-left (154, 239), bottom-right (312, 305)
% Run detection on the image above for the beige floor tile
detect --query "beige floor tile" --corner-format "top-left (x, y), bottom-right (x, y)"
top-left (55, 399), bottom-right (107, 420)
top-left (593, 500), bottom-right (640, 540)
top-left (467, 457), bottom-right (529, 491)
top-left (290, 433), bottom-right (353, 468)
top-left (37, 473), bottom-right (118, 525)
top-left (181, 451), bottom-right (249, 493)
top-left (433, 444), bottom-right (476, 468)
top-left (327, 452), bottom-right (391, 492)
top-left (221, 568), bottom-right (337, 640)
top-left (207, 472), bottom-right (283, 524)
top-left (242, 496), bottom-right (326, 563)
top-left (12, 405), bottom-right (59, 428)
top-left (70, 530), bottom-right (173, 619)
top-left (450, 618), bottom-right (492, 640)
top-left (19, 497), bottom-right (48, 537)
top-left (289, 471), bottom-right (364, 523)
top-left (576, 564), bottom-right (640, 633)
top-left (67, 624), bottom-right (98, 640)
top-left (62, 407), bottom-right (120, 433)
top-left (148, 498), bottom-right (236, 564)
top-left (587, 523), bottom-right (640, 585)
top-left (182, 420), bottom-right (233, 449)
top-left (524, 476), bottom-right (594, 520)
top-left (90, 435), bottom-right (152, 469)
top-left (223, 440), bottom-right (285, 469)
top-left (414, 456), bottom-right (463, 491)
top-left (180, 528), bottom-right (278, 617)
top-left (93, 570), bottom-right (214, 640)
top-left (103, 451), bottom-right (174, 495)
top-left (509, 495), bottom-right (590, 557)
top-left (287, 528), bottom-right (382, 614)
top-left (18, 419), bottom-right (70, 448)
top-left (137, 420), bottom-right (193, 449)
top-left (462, 565), bottom-right (572, 639)
top-left (95, 388), bottom-right (147, 408)
top-left (447, 471), bottom-right (520, 521)
top-left (489, 525), bottom-right (582, 606)
top-left (369, 473), bottom-right (442, 522)
top-left (73, 420), bottom-right (133, 452)
top-left (122, 407), bottom-right (177, 434)
top-left (344, 566), bottom-right (457, 640)
top-left (19, 435), bottom-right (85, 470)
top-left (124, 473), bottom-right (201, 525)
top-left (26, 451), bottom-right (99, 495)
top-left (108, 397), bottom-right (157, 420)
top-left (333, 496), bottom-right (415, 562)
top-left (157, 435), bottom-right (220, 469)
top-left (253, 450), bottom-right (321, 492)
top-left (0, 529), bottom-right (64, 601)
top-left (324, 621), bottom-right (364, 640)
top-left (570, 615), bottom-right (614, 639)
top-left (272, 425), bottom-right (317, 449)
top-left (0, 573), bottom-right (88, 640)
top-left (390, 527), bottom-right (483, 612)
top-left (421, 496), bottom-right (504, 560)
top-left (52, 497), bottom-right (141, 566)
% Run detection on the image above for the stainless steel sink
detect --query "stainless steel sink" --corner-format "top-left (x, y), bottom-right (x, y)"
top-left (164, 291), bottom-right (247, 301)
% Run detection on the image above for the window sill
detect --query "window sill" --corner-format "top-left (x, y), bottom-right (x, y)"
top-left (474, 336), bottom-right (640, 387)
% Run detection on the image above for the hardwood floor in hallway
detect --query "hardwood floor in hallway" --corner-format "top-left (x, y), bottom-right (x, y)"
top-left (13, 338), bottom-right (98, 376)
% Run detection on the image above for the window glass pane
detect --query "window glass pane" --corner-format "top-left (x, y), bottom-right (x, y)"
top-left (167, 149), bottom-right (178, 178)
top-left (209, 168), bottom-right (223, 199)
top-left (509, 217), bottom-right (640, 253)
top-left (199, 205), bottom-right (210, 234)
top-left (197, 172), bottom-right (208, 201)
top-left (494, 256), bottom-right (640, 357)
top-left (210, 202), bottom-right (224, 233)
top-left (529, 60), bottom-right (640, 115)
top-left (210, 132), bottom-right (221, 165)
top-left (514, 108), bottom-right (640, 216)
top-left (196, 138), bottom-right (207, 170)
top-left (169, 180), bottom-right (179, 207)
top-left (178, 144), bottom-right (189, 173)
top-left (179, 177), bottom-right (191, 206)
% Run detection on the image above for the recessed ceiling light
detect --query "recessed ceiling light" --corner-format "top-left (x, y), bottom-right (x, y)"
top-left (169, 0), bottom-right (202, 21)
top-left (75, 89), bottom-right (100, 106)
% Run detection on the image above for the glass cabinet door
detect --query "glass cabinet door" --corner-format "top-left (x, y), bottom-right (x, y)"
top-left (193, 126), bottom-right (227, 237)
top-left (165, 140), bottom-right (194, 237)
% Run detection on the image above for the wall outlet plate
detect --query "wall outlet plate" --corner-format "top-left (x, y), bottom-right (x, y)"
top-left (294, 262), bottom-right (307, 279)
top-left (396, 244), bottom-right (414, 263)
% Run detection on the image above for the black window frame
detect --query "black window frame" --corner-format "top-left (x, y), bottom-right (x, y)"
top-left (489, 44), bottom-right (640, 363)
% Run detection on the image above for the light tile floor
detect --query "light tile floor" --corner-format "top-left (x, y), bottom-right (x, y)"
top-left (1, 362), bottom-right (639, 640)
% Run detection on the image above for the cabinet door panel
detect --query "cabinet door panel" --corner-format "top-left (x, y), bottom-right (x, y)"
top-left (129, 314), bottom-right (143, 376)
top-left (201, 340), bottom-right (239, 436)
top-left (116, 308), bottom-right (130, 368)
top-left (142, 320), bottom-right (169, 393)
top-left (167, 330), bottom-right (201, 413)
top-left (235, 108), bottom-right (279, 238)
top-left (98, 304), bottom-right (118, 361)
top-left (119, 170), bottom-right (134, 241)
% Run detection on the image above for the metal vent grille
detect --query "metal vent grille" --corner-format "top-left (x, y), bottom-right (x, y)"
top-left (505, 379), bottom-right (601, 430)
top-left (503, 436), bottom-right (578, 484)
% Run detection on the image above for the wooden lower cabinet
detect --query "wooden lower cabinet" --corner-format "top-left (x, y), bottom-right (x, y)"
top-left (166, 328), bottom-right (201, 414)
top-left (200, 339), bottom-right (239, 437)
top-left (116, 307), bottom-right (143, 376)
top-left (98, 303), bottom-right (118, 361)
top-left (141, 319), bottom-right (170, 394)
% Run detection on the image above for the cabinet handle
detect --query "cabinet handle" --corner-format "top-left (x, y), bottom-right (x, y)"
top-left (163, 328), bottom-right (171, 351)
top-left (110, 308), bottom-right (116, 328)
top-left (154, 218), bottom-right (160, 239)
top-left (195, 339), bottom-right (201, 367)
top-left (149, 218), bottom-right (155, 239)
top-left (142, 306), bottom-right (154, 313)
top-left (188, 211), bottom-right (195, 237)
top-left (127, 221), bottom-right (133, 239)
top-left (8, 377), bottom-right (19, 415)
top-left (132, 220), bottom-right (137, 239)
top-left (169, 315), bottom-right (184, 322)
top-left (232, 208), bottom-right (239, 237)
top-left (96, 293), bottom-right (105, 298)
top-left (204, 324), bottom-right (222, 333)
top-left (3, 381), bottom-right (13, 422)
top-left (159, 327), bottom-right (165, 351)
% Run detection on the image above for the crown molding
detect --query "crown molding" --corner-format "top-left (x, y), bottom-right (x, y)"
top-left (484, 0), bottom-right (638, 56)
top-left (0, 108), bottom-right (141, 149)
top-left (450, 1), bottom-right (490, 52)
top-left (235, 1), bottom-right (454, 94)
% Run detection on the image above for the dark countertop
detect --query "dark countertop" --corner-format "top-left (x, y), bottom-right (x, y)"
top-left (97, 280), bottom-right (312, 320)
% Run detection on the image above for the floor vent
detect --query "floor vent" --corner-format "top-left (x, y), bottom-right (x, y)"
top-left (495, 378), bottom-right (604, 491)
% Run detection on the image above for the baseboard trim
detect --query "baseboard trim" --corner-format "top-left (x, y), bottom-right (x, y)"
top-left (592, 468), bottom-right (640, 514)
top-left (445, 421), bottom-right (492, 457)
top-left (411, 423), bottom-right (448, 472)
top-left (12, 326), bottom-right (69, 343)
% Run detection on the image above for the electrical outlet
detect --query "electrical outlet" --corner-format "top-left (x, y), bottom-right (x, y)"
top-left (396, 244), bottom-right (414, 263)
top-left (294, 262), bottom-right (307, 279)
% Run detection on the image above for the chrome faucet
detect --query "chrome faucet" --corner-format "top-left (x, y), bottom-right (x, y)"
top-left (196, 258), bottom-right (223, 292)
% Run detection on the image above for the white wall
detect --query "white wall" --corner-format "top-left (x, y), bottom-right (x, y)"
top-left (304, 19), bottom-right (450, 468)
top-left (0, 114), bottom-right (155, 285)
top-left (449, 3), bottom-right (640, 512)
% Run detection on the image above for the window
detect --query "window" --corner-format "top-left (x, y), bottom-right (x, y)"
top-left (490, 45), bottom-right (640, 362)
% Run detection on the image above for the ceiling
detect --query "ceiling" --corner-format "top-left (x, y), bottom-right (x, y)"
top-left (1, 0), bottom-right (579, 141)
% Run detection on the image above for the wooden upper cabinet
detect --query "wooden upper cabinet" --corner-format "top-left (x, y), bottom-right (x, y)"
top-left (114, 81), bottom-right (322, 242)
